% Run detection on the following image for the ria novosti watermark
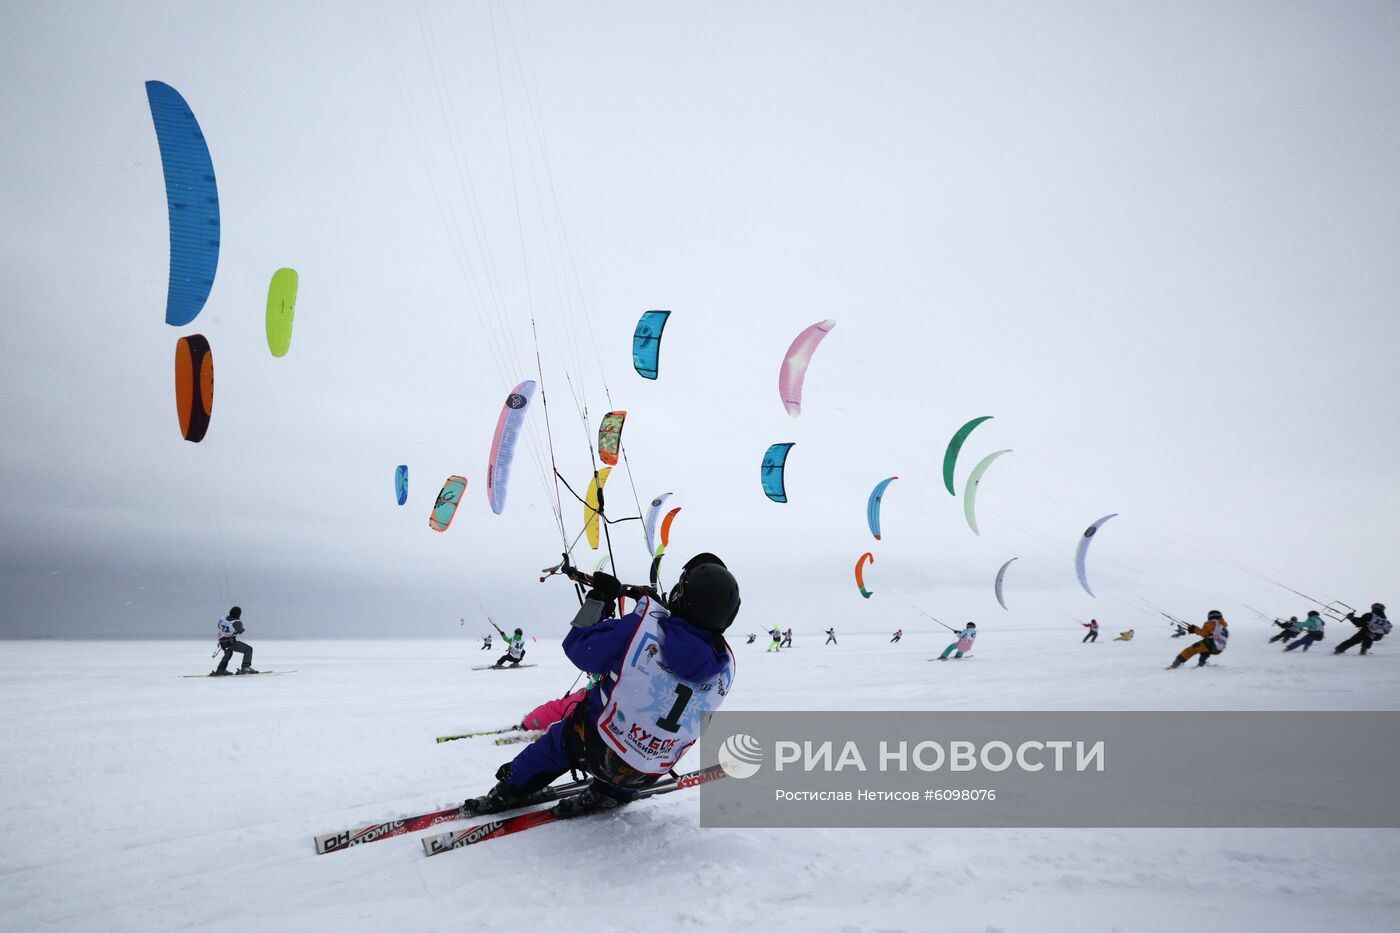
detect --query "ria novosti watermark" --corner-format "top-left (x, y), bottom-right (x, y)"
top-left (700, 712), bottom-right (1400, 828)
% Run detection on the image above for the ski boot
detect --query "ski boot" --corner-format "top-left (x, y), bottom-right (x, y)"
top-left (1168, 657), bottom-right (1184, 670)
top-left (235, 667), bottom-right (260, 675)
top-left (1196, 656), bottom-right (1209, 667)
top-left (554, 785), bottom-right (624, 820)
top-left (209, 669), bottom-right (232, 677)
top-left (463, 763), bottom-right (531, 815)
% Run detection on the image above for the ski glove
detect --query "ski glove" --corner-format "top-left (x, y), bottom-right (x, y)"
top-left (587, 572), bottom-right (623, 603)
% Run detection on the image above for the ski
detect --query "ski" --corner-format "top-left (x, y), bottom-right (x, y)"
top-left (436, 726), bottom-right (521, 744)
top-left (470, 663), bottom-right (538, 671)
top-left (182, 670), bottom-right (297, 678)
top-left (313, 778), bottom-right (590, 855)
top-left (420, 764), bottom-right (727, 856)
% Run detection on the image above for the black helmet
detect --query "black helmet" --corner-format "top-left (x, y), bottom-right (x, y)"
top-left (514, 627), bottom-right (522, 636)
top-left (1207, 610), bottom-right (1223, 620)
top-left (669, 557), bottom-right (741, 632)
top-left (681, 552), bottom-right (727, 573)
top-left (1373, 603), bottom-right (1386, 612)
top-left (967, 621), bottom-right (976, 628)
top-left (228, 606), bottom-right (242, 619)
top-left (1307, 610), bottom-right (1320, 617)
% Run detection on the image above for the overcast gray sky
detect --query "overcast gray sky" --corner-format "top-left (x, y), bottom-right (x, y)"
top-left (2, 1), bottom-right (1397, 638)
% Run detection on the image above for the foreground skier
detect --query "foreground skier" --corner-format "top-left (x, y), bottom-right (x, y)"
top-left (464, 553), bottom-right (739, 818)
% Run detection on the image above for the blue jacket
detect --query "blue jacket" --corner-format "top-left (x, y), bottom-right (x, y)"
top-left (563, 604), bottom-right (731, 720)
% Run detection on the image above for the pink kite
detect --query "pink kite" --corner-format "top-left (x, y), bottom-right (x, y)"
top-left (778, 319), bottom-right (836, 417)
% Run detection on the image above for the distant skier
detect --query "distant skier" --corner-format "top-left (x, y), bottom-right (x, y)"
top-left (1283, 611), bottom-right (1325, 652)
top-left (1082, 619), bottom-right (1099, 643)
top-left (1168, 610), bottom-right (1229, 669)
top-left (463, 552), bottom-right (738, 818)
top-left (824, 627), bottom-right (837, 645)
top-left (210, 606), bottom-right (257, 676)
top-left (937, 622), bottom-right (976, 660)
top-left (481, 633), bottom-right (493, 650)
top-left (492, 625), bottom-right (527, 668)
top-left (746, 633), bottom-right (757, 645)
top-left (1113, 629), bottom-right (1135, 641)
top-left (767, 627), bottom-right (782, 652)
top-left (1334, 603), bottom-right (1390, 656)
top-left (781, 627), bottom-right (794, 648)
top-left (1268, 616), bottom-right (1302, 644)
top-left (890, 629), bottom-right (903, 644)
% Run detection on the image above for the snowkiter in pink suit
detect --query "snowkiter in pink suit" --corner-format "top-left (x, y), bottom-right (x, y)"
top-left (521, 689), bottom-right (588, 731)
top-left (938, 623), bottom-right (977, 660)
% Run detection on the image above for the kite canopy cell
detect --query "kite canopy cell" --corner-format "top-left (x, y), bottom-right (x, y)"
top-left (778, 319), bottom-right (836, 417)
top-left (584, 468), bottom-right (612, 549)
top-left (487, 380), bottom-right (536, 515)
top-left (632, 310), bottom-right (670, 380)
top-left (598, 411), bottom-right (626, 466)
top-left (174, 333), bottom-right (214, 443)
top-left (145, 80), bottom-right (220, 327)
top-left (994, 557), bottom-right (1018, 611)
top-left (429, 475), bottom-right (467, 532)
top-left (658, 507), bottom-right (681, 554)
top-left (761, 443), bottom-right (795, 503)
top-left (855, 551), bottom-right (875, 598)
top-left (1075, 513), bottom-right (1119, 596)
top-left (963, 449), bottom-right (1012, 535)
top-left (644, 492), bottom-right (673, 557)
top-left (265, 268), bottom-right (298, 357)
top-left (943, 416), bottom-right (993, 495)
top-left (867, 476), bottom-right (898, 540)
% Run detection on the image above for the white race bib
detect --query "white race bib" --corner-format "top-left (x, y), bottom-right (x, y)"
top-left (595, 597), bottom-right (734, 774)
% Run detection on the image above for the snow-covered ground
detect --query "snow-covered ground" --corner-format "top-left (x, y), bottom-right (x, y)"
top-left (3, 628), bottom-right (1398, 932)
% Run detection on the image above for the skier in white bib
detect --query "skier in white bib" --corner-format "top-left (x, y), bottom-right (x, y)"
top-left (491, 624), bottom-right (527, 668)
top-left (464, 552), bottom-right (739, 818)
top-left (210, 606), bottom-right (257, 676)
